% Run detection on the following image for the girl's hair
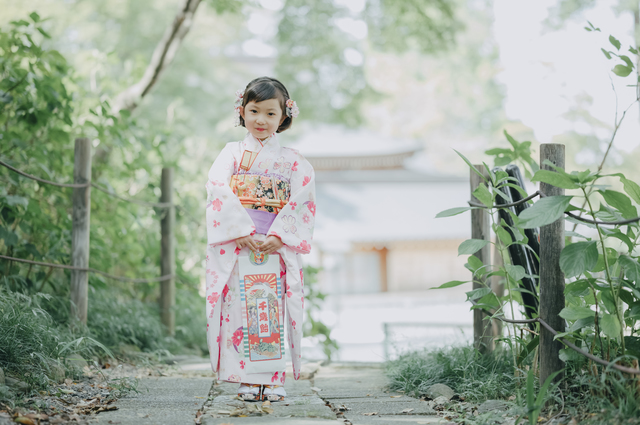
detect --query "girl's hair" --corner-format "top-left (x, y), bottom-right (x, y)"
top-left (239, 76), bottom-right (293, 133)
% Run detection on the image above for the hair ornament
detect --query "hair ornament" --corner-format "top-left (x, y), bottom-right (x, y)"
top-left (234, 88), bottom-right (244, 126)
top-left (286, 99), bottom-right (299, 118)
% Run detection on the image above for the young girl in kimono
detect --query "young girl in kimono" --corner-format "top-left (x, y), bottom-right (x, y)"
top-left (204, 77), bottom-right (316, 402)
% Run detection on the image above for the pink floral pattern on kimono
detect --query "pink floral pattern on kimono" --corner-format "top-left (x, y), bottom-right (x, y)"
top-left (205, 132), bottom-right (314, 384)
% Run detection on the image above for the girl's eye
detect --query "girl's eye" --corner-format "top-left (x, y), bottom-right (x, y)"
top-left (269, 113), bottom-right (275, 116)
top-left (250, 110), bottom-right (257, 113)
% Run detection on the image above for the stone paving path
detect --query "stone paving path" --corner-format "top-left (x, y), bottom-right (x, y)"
top-left (93, 361), bottom-right (452, 425)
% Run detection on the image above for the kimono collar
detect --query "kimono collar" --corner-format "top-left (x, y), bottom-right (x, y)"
top-left (244, 132), bottom-right (279, 152)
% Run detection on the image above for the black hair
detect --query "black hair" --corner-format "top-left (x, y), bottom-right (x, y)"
top-left (239, 76), bottom-right (293, 133)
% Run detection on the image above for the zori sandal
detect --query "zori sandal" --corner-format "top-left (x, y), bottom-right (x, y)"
top-left (238, 383), bottom-right (262, 401)
top-left (262, 385), bottom-right (286, 402)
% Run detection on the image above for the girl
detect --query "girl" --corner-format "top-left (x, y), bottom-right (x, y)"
top-left (204, 77), bottom-right (315, 402)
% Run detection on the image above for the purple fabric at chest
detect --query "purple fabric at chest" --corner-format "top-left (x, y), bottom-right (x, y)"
top-left (246, 209), bottom-right (276, 235)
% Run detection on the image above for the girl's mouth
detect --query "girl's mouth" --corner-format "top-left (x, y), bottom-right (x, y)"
top-left (256, 128), bottom-right (265, 132)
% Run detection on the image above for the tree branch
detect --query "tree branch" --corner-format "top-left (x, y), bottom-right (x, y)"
top-left (111, 0), bottom-right (202, 113)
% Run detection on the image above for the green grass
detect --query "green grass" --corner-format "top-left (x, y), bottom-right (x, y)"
top-left (386, 345), bottom-right (640, 424)
top-left (0, 290), bottom-right (92, 391)
top-left (386, 345), bottom-right (518, 402)
top-left (0, 284), bottom-right (208, 398)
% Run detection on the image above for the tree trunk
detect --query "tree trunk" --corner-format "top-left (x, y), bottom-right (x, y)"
top-left (111, 0), bottom-right (202, 113)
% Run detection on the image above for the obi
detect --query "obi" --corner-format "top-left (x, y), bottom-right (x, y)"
top-left (230, 174), bottom-right (291, 235)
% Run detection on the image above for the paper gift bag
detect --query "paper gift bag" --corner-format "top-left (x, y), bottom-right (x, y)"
top-left (238, 251), bottom-right (286, 374)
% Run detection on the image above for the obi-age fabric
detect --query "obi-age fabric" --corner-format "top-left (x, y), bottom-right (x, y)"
top-left (205, 132), bottom-right (316, 384)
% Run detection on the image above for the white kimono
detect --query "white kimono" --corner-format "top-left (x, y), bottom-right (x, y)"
top-left (204, 132), bottom-right (315, 384)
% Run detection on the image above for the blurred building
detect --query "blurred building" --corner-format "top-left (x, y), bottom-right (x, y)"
top-left (290, 126), bottom-right (471, 294)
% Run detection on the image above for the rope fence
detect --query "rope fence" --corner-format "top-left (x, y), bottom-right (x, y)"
top-left (0, 159), bottom-right (90, 188)
top-left (1, 142), bottom-right (192, 332)
top-left (1, 158), bottom-right (202, 227)
top-left (0, 254), bottom-right (174, 283)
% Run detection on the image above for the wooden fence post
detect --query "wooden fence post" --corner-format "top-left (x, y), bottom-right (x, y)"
top-left (539, 144), bottom-right (566, 383)
top-left (491, 240), bottom-right (504, 339)
top-left (71, 138), bottom-right (92, 324)
top-left (471, 165), bottom-right (494, 353)
top-left (160, 167), bottom-right (176, 336)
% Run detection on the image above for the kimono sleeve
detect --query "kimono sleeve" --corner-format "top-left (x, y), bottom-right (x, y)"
top-left (205, 143), bottom-right (255, 245)
top-left (268, 154), bottom-right (316, 254)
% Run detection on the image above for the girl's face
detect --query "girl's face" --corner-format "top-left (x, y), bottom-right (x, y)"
top-left (240, 98), bottom-right (286, 141)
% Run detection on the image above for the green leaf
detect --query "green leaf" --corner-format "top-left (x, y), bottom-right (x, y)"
top-left (505, 264), bottom-right (526, 281)
top-left (495, 226), bottom-right (512, 246)
top-left (609, 35), bottom-right (621, 51)
top-left (602, 228), bottom-right (634, 252)
top-left (36, 28), bottom-right (52, 39)
top-left (613, 64), bottom-right (633, 77)
top-left (600, 313), bottom-right (621, 339)
top-left (4, 195), bottom-right (29, 207)
top-left (458, 239), bottom-right (490, 256)
top-left (601, 48), bottom-right (612, 59)
top-left (599, 190), bottom-right (637, 219)
top-left (620, 55), bottom-right (635, 68)
top-left (620, 175), bottom-right (640, 205)
top-left (472, 183), bottom-right (493, 208)
top-left (436, 207), bottom-right (473, 218)
top-left (619, 255), bottom-right (640, 283)
top-left (559, 348), bottom-right (583, 362)
top-left (592, 247), bottom-right (618, 273)
top-left (564, 279), bottom-right (592, 297)
top-left (485, 147), bottom-right (513, 156)
top-left (559, 305), bottom-right (594, 321)
top-left (465, 255), bottom-right (485, 274)
top-left (560, 241), bottom-right (599, 278)
top-left (466, 287), bottom-right (492, 301)
top-left (503, 130), bottom-right (519, 149)
top-left (432, 280), bottom-right (469, 290)
top-left (454, 149), bottom-right (487, 183)
top-left (518, 196), bottom-right (573, 229)
top-left (531, 169), bottom-right (579, 189)
top-left (0, 226), bottom-right (18, 247)
top-left (29, 12), bottom-right (41, 22)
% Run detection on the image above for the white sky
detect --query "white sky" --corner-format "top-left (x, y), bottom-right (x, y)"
top-left (493, 0), bottom-right (640, 152)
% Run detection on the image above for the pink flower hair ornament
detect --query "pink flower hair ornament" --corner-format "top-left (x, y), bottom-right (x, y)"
top-left (234, 89), bottom-right (244, 127)
top-left (286, 99), bottom-right (299, 118)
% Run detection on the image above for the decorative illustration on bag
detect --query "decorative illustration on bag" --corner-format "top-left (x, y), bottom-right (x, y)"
top-left (238, 254), bottom-right (286, 374)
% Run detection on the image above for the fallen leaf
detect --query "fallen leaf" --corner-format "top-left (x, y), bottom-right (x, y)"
top-left (508, 395), bottom-right (516, 401)
top-left (310, 386), bottom-right (321, 392)
top-left (363, 412), bottom-right (378, 416)
top-left (402, 408), bottom-right (414, 413)
top-left (262, 400), bottom-right (271, 406)
top-left (262, 407), bottom-right (274, 414)
top-left (25, 414), bottom-right (48, 420)
top-left (195, 396), bottom-right (204, 399)
top-left (217, 410), bottom-right (231, 415)
top-left (390, 395), bottom-right (402, 398)
top-left (13, 417), bottom-right (35, 425)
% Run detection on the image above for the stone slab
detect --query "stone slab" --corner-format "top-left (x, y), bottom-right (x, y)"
top-left (348, 416), bottom-right (455, 425)
top-left (313, 365), bottom-right (394, 399)
top-left (202, 418), bottom-right (342, 425)
top-left (91, 377), bottom-right (212, 425)
top-left (324, 396), bottom-right (419, 404)
top-left (334, 400), bottom-right (435, 417)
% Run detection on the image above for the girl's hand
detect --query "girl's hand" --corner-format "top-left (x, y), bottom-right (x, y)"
top-left (235, 235), bottom-right (259, 253)
top-left (260, 235), bottom-right (283, 254)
